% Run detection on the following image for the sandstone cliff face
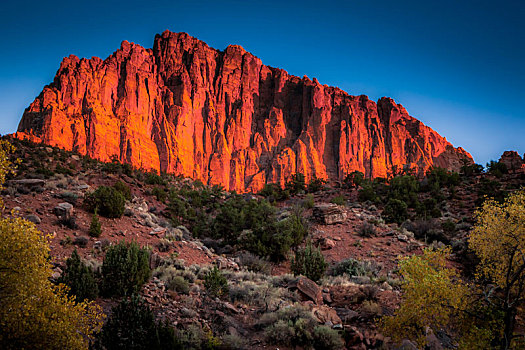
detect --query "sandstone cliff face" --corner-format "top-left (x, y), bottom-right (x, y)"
top-left (16, 31), bottom-right (472, 192)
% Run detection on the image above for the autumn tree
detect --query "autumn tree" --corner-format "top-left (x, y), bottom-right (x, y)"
top-left (0, 139), bottom-right (16, 208)
top-left (0, 140), bottom-right (104, 349)
top-left (381, 248), bottom-right (469, 347)
top-left (470, 189), bottom-right (525, 349)
top-left (0, 217), bottom-right (104, 349)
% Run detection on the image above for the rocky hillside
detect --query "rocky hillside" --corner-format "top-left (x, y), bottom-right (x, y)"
top-left (16, 30), bottom-right (471, 192)
top-left (3, 136), bottom-right (523, 349)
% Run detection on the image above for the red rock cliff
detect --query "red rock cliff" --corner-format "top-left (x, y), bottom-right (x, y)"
top-left (16, 31), bottom-right (472, 192)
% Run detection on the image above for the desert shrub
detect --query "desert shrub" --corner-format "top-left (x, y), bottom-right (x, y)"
top-left (156, 238), bottom-right (174, 252)
top-left (35, 167), bottom-right (55, 178)
top-left (331, 258), bottom-right (379, 278)
top-left (330, 195), bottom-right (345, 206)
top-left (361, 284), bottom-right (380, 301)
top-left (229, 280), bottom-right (283, 311)
top-left (167, 276), bottom-right (189, 294)
top-left (73, 236), bottom-right (88, 248)
top-left (486, 160), bottom-right (508, 178)
top-left (204, 266), bottom-right (228, 298)
top-left (290, 241), bottom-right (327, 282)
top-left (96, 294), bottom-right (181, 350)
top-left (55, 164), bottom-right (74, 176)
top-left (259, 183), bottom-right (289, 202)
top-left (357, 222), bottom-right (376, 237)
top-left (476, 178), bottom-right (507, 206)
top-left (85, 186), bottom-right (126, 218)
top-left (358, 183), bottom-right (378, 202)
top-left (307, 176), bottom-right (326, 193)
top-left (415, 197), bottom-right (441, 219)
top-left (88, 210), bottom-right (102, 238)
top-left (460, 163), bottom-right (484, 177)
top-left (260, 304), bottom-right (342, 349)
top-left (152, 186), bottom-right (168, 202)
top-left (312, 326), bottom-right (345, 350)
top-left (145, 171), bottom-right (166, 185)
top-left (221, 334), bottom-right (246, 349)
top-left (101, 241), bottom-right (151, 297)
top-left (442, 219), bottom-right (456, 235)
top-left (59, 249), bottom-right (98, 301)
top-left (343, 171), bottom-right (364, 189)
top-left (213, 197), bottom-right (307, 261)
top-left (424, 167), bottom-right (460, 191)
top-left (387, 175), bottom-right (419, 207)
top-left (285, 173), bottom-right (306, 195)
top-left (113, 180), bottom-right (131, 200)
top-left (101, 157), bottom-right (134, 176)
top-left (405, 220), bottom-right (448, 244)
top-left (238, 252), bottom-right (271, 274)
top-left (360, 300), bottom-right (382, 318)
top-left (302, 193), bottom-right (315, 209)
top-left (382, 198), bottom-right (408, 224)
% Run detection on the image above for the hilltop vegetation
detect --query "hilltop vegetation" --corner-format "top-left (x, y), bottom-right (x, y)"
top-left (1, 136), bottom-right (524, 349)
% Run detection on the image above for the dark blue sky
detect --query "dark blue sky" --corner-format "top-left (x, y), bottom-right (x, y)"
top-left (1, 0), bottom-right (523, 164)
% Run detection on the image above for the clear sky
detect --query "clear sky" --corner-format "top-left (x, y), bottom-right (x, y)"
top-left (0, 0), bottom-right (523, 165)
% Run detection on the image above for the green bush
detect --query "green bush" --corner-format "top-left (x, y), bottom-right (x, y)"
top-left (291, 241), bottom-right (327, 282)
top-left (88, 210), bottom-right (102, 238)
top-left (358, 183), bottom-right (378, 202)
top-left (307, 176), bottom-right (326, 193)
top-left (213, 197), bottom-right (307, 261)
top-left (85, 186), bottom-right (126, 218)
top-left (96, 294), bottom-right (181, 350)
top-left (330, 195), bottom-right (345, 206)
top-left (343, 171), bottom-right (365, 189)
top-left (357, 222), bottom-right (376, 237)
top-left (285, 173), bottom-right (306, 195)
top-left (383, 198), bottom-right (408, 224)
top-left (204, 266), bottom-right (228, 298)
top-left (101, 241), bottom-right (151, 297)
top-left (113, 180), bottom-right (132, 200)
top-left (260, 304), bottom-right (343, 349)
top-left (331, 257), bottom-right (379, 278)
top-left (461, 163), bottom-right (484, 177)
top-left (388, 175), bottom-right (419, 207)
top-left (302, 193), bottom-right (315, 209)
top-left (313, 326), bottom-right (345, 350)
top-left (145, 172), bottom-right (166, 185)
top-left (259, 183), bottom-right (289, 202)
top-left (486, 160), bottom-right (508, 178)
top-left (415, 198), bottom-right (441, 219)
top-left (59, 249), bottom-right (98, 301)
top-left (167, 276), bottom-right (189, 294)
top-left (152, 186), bottom-right (168, 202)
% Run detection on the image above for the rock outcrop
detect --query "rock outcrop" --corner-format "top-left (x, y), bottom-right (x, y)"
top-left (499, 151), bottom-right (525, 172)
top-left (16, 30), bottom-right (472, 192)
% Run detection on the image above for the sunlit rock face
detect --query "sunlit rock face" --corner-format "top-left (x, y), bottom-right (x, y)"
top-left (16, 31), bottom-right (472, 192)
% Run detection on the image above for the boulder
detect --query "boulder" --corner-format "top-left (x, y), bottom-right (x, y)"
top-left (54, 202), bottom-right (74, 220)
top-left (499, 151), bottom-right (524, 172)
top-left (313, 203), bottom-right (347, 225)
top-left (24, 214), bottom-right (41, 224)
top-left (10, 179), bottom-right (45, 188)
top-left (289, 276), bottom-right (323, 305)
top-left (311, 305), bottom-right (342, 325)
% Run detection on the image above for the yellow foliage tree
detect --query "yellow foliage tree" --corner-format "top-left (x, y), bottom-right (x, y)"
top-left (0, 139), bottom-right (16, 208)
top-left (381, 248), bottom-right (470, 347)
top-left (470, 189), bottom-right (525, 349)
top-left (0, 140), bottom-right (104, 349)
